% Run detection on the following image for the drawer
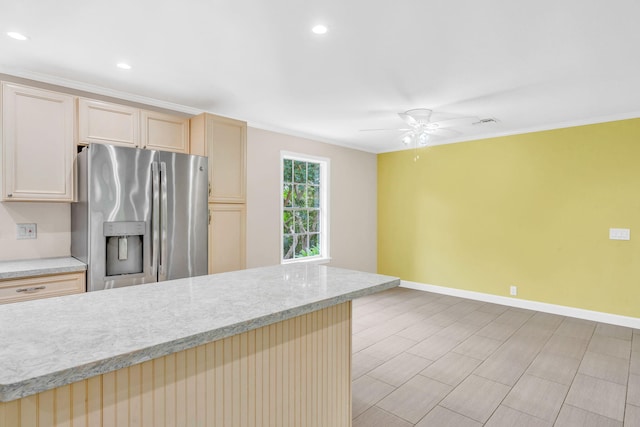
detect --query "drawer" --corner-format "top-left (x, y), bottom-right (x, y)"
top-left (0, 272), bottom-right (85, 304)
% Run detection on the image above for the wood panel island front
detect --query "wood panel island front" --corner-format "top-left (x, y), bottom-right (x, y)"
top-left (0, 264), bottom-right (399, 426)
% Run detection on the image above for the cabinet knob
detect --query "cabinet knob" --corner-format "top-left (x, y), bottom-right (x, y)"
top-left (7, 194), bottom-right (12, 198)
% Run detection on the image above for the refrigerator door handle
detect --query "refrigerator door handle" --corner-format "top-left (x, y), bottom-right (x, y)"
top-left (151, 162), bottom-right (160, 277)
top-left (159, 161), bottom-right (168, 278)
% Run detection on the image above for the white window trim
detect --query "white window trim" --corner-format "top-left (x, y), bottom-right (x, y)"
top-left (280, 151), bottom-right (330, 264)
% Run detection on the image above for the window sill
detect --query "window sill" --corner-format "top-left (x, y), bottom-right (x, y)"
top-left (281, 256), bottom-right (332, 266)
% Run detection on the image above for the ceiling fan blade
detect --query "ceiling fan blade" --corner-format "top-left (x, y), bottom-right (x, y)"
top-left (398, 113), bottom-right (418, 127)
top-left (425, 128), bottom-right (461, 137)
top-left (428, 117), bottom-right (478, 129)
top-left (359, 128), bottom-right (411, 132)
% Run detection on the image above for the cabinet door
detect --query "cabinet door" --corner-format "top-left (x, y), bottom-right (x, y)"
top-left (206, 115), bottom-right (246, 203)
top-left (78, 98), bottom-right (139, 147)
top-left (2, 83), bottom-right (75, 201)
top-left (209, 204), bottom-right (246, 274)
top-left (141, 110), bottom-right (189, 153)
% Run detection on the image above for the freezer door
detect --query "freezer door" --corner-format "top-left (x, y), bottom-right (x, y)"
top-left (86, 144), bottom-right (158, 291)
top-left (158, 151), bottom-right (209, 281)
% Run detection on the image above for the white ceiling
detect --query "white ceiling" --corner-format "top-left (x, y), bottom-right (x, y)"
top-left (2, 0), bottom-right (640, 153)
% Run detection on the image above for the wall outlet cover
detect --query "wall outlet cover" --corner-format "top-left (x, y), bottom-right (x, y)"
top-left (609, 228), bottom-right (630, 241)
top-left (510, 285), bottom-right (517, 296)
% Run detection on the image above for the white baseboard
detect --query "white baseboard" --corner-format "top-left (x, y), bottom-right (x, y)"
top-left (401, 280), bottom-right (640, 330)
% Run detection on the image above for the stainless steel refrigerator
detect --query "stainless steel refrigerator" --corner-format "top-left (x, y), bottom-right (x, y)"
top-left (71, 143), bottom-right (208, 292)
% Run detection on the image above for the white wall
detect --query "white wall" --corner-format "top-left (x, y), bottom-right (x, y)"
top-left (246, 127), bottom-right (377, 272)
top-left (0, 202), bottom-right (70, 260)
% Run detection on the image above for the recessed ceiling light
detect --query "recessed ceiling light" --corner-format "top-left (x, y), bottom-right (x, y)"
top-left (116, 63), bottom-right (132, 70)
top-left (312, 25), bottom-right (328, 35)
top-left (7, 32), bottom-right (29, 41)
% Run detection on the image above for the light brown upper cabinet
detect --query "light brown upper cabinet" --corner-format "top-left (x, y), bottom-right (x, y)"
top-left (1, 82), bottom-right (75, 202)
top-left (78, 98), bottom-right (189, 153)
top-left (78, 98), bottom-right (139, 147)
top-left (190, 113), bottom-right (247, 203)
top-left (141, 110), bottom-right (189, 153)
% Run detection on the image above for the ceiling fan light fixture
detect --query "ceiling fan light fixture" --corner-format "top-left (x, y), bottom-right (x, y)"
top-left (401, 133), bottom-right (413, 145)
top-left (417, 132), bottom-right (430, 146)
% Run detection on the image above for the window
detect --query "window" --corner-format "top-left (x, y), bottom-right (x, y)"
top-left (281, 152), bottom-right (329, 263)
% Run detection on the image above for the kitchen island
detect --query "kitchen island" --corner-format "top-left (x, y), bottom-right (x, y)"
top-left (0, 264), bottom-right (399, 426)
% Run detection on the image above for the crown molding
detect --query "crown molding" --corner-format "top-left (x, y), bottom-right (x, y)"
top-left (0, 66), bottom-right (203, 116)
top-left (248, 121), bottom-right (377, 154)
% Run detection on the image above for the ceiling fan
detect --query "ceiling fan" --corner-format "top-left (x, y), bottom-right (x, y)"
top-left (362, 108), bottom-right (479, 146)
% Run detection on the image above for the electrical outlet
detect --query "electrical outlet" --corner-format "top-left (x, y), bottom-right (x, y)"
top-left (510, 285), bottom-right (517, 296)
top-left (16, 223), bottom-right (37, 240)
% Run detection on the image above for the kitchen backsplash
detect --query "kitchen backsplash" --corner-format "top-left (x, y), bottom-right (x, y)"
top-left (0, 202), bottom-right (70, 260)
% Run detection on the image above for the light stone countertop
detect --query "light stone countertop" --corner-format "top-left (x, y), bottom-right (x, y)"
top-left (0, 257), bottom-right (87, 280)
top-left (0, 263), bottom-right (399, 402)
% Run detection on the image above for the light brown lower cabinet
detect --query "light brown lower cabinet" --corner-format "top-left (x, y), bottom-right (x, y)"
top-left (0, 272), bottom-right (85, 304)
top-left (0, 302), bottom-right (353, 427)
top-left (209, 203), bottom-right (246, 274)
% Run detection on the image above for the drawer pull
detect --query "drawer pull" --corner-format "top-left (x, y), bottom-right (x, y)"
top-left (16, 286), bottom-right (46, 293)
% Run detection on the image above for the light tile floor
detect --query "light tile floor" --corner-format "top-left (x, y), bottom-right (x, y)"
top-left (352, 287), bottom-right (640, 427)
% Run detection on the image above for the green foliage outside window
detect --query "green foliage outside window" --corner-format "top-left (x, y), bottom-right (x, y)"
top-left (283, 158), bottom-right (322, 260)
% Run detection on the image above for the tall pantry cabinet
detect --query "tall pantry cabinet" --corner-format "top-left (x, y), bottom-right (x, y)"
top-left (190, 114), bottom-right (247, 273)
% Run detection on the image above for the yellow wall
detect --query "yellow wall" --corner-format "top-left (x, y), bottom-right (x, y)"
top-left (378, 118), bottom-right (640, 318)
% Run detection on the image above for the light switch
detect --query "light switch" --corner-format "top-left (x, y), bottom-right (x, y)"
top-left (609, 228), bottom-right (630, 241)
top-left (17, 223), bottom-right (37, 240)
